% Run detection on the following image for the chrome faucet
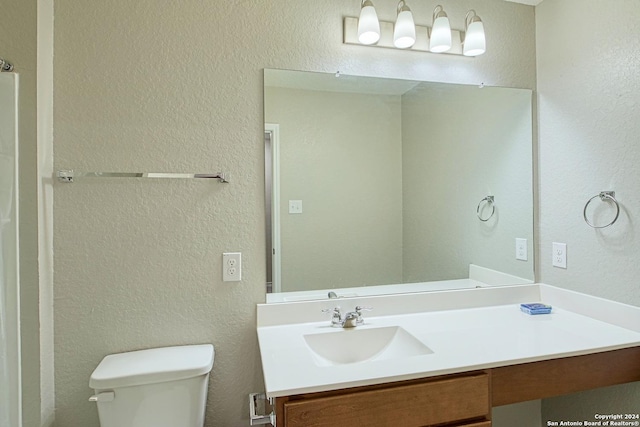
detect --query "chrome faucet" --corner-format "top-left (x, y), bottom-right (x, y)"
top-left (322, 307), bottom-right (343, 327)
top-left (322, 306), bottom-right (373, 328)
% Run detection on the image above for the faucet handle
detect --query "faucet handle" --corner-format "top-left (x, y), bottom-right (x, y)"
top-left (322, 307), bottom-right (342, 326)
top-left (354, 306), bottom-right (372, 325)
top-left (322, 307), bottom-right (342, 327)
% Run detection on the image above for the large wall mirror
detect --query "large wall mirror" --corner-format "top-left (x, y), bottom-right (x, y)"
top-left (264, 69), bottom-right (534, 302)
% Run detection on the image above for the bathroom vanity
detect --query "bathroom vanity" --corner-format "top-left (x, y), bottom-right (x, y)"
top-left (256, 284), bottom-right (640, 427)
top-left (275, 371), bottom-right (491, 426)
top-left (272, 348), bottom-right (640, 427)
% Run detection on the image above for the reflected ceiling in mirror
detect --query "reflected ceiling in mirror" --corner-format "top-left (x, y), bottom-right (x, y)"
top-left (264, 69), bottom-right (534, 303)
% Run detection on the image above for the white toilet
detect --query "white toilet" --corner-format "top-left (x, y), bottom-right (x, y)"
top-left (89, 344), bottom-right (214, 427)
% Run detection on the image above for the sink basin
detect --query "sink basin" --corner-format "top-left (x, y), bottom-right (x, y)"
top-left (304, 326), bottom-right (433, 366)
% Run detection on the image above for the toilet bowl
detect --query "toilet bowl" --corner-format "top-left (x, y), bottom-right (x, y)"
top-left (89, 344), bottom-right (214, 427)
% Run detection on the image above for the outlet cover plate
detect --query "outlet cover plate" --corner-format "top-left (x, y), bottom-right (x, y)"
top-left (289, 200), bottom-right (303, 214)
top-left (516, 238), bottom-right (528, 261)
top-left (552, 242), bottom-right (567, 269)
top-left (223, 252), bottom-right (242, 282)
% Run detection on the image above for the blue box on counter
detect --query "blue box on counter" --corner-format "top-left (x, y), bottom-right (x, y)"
top-left (520, 303), bottom-right (552, 315)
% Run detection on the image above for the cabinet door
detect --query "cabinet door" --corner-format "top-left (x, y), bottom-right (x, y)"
top-left (281, 373), bottom-right (490, 427)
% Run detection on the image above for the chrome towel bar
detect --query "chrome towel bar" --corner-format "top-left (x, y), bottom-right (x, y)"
top-left (0, 57), bottom-right (13, 72)
top-left (56, 170), bottom-right (229, 184)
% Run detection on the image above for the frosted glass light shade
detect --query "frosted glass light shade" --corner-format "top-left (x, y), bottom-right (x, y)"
top-left (463, 20), bottom-right (486, 56)
top-left (393, 7), bottom-right (416, 48)
top-left (429, 15), bottom-right (452, 52)
top-left (358, 1), bottom-right (380, 45)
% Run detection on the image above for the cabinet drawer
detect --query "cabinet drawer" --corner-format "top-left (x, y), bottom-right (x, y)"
top-left (282, 373), bottom-right (490, 427)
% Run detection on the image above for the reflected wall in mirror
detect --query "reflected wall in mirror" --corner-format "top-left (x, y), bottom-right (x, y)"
top-left (264, 69), bottom-right (533, 302)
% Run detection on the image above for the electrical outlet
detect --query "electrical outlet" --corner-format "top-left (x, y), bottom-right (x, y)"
top-left (223, 252), bottom-right (242, 282)
top-left (515, 238), bottom-right (528, 261)
top-left (289, 200), bottom-right (303, 214)
top-left (552, 242), bottom-right (567, 269)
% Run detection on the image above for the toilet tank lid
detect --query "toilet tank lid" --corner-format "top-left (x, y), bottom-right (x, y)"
top-left (90, 344), bottom-right (214, 390)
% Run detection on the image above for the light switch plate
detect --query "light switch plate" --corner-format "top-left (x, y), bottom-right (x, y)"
top-left (552, 242), bottom-right (567, 269)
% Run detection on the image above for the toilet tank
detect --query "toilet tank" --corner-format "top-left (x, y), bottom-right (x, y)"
top-left (90, 344), bottom-right (215, 427)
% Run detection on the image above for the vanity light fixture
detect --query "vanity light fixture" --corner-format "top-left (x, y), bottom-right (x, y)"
top-left (357, 0), bottom-right (381, 45)
top-left (462, 10), bottom-right (486, 56)
top-left (429, 5), bottom-right (452, 53)
top-left (393, 1), bottom-right (416, 49)
top-left (343, 2), bottom-right (486, 57)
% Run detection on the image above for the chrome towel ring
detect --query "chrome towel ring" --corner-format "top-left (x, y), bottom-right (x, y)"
top-left (583, 191), bottom-right (620, 229)
top-left (476, 195), bottom-right (495, 222)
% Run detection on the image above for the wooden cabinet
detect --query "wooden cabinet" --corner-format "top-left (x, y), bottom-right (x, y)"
top-left (492, 346), bottom-right (640, 406)
top-left (273, 346), bottom-right (640, 427)
top-left (276, 372), bottom-right (491, 427)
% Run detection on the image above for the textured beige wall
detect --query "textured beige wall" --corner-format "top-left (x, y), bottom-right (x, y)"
top-left (265, 86), bottom-right (403, 292)
top-left (1, 1), bottom-right (43, 426)
top-left (402, 84), bottom-right (533, 282)
top-left (536, 0), bottom-right (640, 421)
top-left (52, 0), bottom-right (536, 425)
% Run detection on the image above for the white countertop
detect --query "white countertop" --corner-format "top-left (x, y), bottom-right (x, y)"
top-left (257, 284), bottom-right (640, 398)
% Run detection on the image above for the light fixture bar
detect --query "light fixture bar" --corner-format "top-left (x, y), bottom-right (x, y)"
top-left (344, 16), bottom-right (464, 55)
